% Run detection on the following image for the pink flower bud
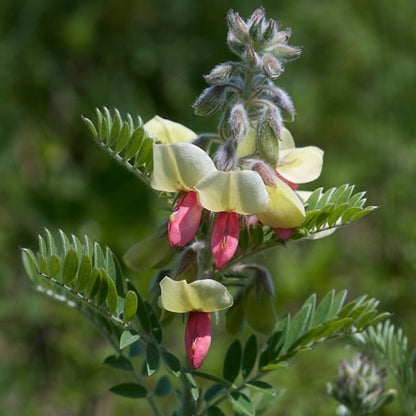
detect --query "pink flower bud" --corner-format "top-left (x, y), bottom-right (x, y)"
top-left (273, 227), bottom-right (296, 241)
top-left (168, 191), bottom-right (202, 247)
top-left (211, 212), bottom-right (240, 270)
top-left (185, 311), bottom-right (212, 369)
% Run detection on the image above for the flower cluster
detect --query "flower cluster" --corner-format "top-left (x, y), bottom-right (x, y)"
top-left (142, 9), bottom-right (325, 369)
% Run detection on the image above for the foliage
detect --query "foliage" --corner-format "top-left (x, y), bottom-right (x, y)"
top-left (2, 1), bottom-right (416, 415)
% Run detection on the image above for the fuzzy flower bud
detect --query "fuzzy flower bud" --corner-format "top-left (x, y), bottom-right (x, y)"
top-left (327, 354), bottom-right (397, 415)
top-left (229, 103), bottom-right (249, 143)
top-left (204, 63), bottom-right (235, 85)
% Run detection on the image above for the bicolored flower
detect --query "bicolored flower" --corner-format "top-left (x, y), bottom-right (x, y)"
top-left (159, 276), bottom-right (233, 368)
top-left (144, 115), bottom-right (197, 143)
top-left (195, 170), bottom-right (269, 269)
top-left (151, 142), bottom-right (216, 246)
top-left (270, 128), bottom-right (324, 239)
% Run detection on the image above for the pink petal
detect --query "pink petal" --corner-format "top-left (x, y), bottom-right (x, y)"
top-left (185, 311), bottom-right (212, 369)
top-left (168, 191), bottom-right (202, 246)
top-left (273, 227), bottom-right (296, 241)
top-left (211, 212), bottom-right (240, 270)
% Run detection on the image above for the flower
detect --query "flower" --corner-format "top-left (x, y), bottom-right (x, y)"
top-left (151, 142), bottom-right (216, 246)
top-left (195, 170), bottom-right (269, 269)
top-left (159, 276), bottom-right (233, 368)
top-left (258, 128), bottom-right (323, 240)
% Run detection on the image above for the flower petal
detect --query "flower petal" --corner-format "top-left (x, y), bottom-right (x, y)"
top-left (278, 146), bottom-right (324, 184)
top-left (151, 143), bottom-right (216, 192)
top-left (144, 115), bottom-right (197, 143)
top-left (211, 212), bottom-right (240, 270)
top-left (280, 126), bottom-right (295, 150)
top-left (185, 311), bottom-right (212, 369)
top-left (159, 276), bottom-right (233, 313)
top-left (168, 191), bottom-right (202, 246)
top-left (195, 170), bottom-right (269, 214)
top-left (257, 179), bottom-right (305, 227)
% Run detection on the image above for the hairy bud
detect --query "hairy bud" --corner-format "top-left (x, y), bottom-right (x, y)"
top-left (229, 103), bottom-right (249, 143)
top-left (263, 54), bottom-right (283, 79)
top-left (227, 9), bottom-right (249, 43)
top-left (214, 140), bottom-right (237, 171)
top-left (261, 85), bottom-right (295, 121)
top-left (251, 161), bottom-right (276, 187)
top-left (204, 62), bottom-right (235, 85)
top-left (193, 85), bottom-right (226, 116)
top-left (247, 8), bottom-right (266, 43)
top-left (255, 103), bottom-right (282, 167)
top-left (245, 45), bottom-right (261, 68)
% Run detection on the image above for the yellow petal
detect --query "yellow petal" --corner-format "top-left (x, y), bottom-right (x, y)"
top-left (195, 170), bottom-right (269, 214)
top-left (257, 180), bottom-right (305, 227)
top-left (278, 146), bottom-right (324, 184)
top-left (144, 115), bottom-right (197, 143)
top-left (159, 276), bottom-right (233, 313)
top-left (151, 143), bottom-right (216, 192)
top-left (280, 127), bottom-right (295, 150)
top-left (236, 126), bottom-right (256, 158)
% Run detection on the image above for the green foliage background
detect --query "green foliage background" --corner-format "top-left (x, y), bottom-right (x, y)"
top-left (1, 0), bottom-right (415, 414)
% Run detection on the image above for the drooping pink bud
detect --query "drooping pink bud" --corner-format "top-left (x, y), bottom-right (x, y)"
top-left (211, 212), bottom-right (240, 270)
top-left (168, 191), bottom-right (202, 247)
top-left (185, 311), bottom-right (212, 369)
top-left (273, 227), bottom-right (296, 241)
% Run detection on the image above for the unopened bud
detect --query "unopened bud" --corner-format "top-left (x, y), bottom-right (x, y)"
top-left (245, 45), bottom-right (261, 68)
top-left (251, 161), bottom-right (276, 187)
top-left (262, 19), bottom-right (278, 43)
top-left (193, 85), bottom-right (226, 116)
top-left (170, 246), bottom-right (199, 282)
top-left (255, 104), bottom-right (282, 167)
top-left (248, 8), bottom-right (266, 43)
top-left (214, 140), bottom-right (237, 171)
top-left (227, 31), bottom-right (245, 57)
top-left (229, 103), bottom-right (249, 143)
top-left (272, 43), bottom-right (302, 63)
top-left (227, 9), bottom-right (249, 43)
top-left (204, 62), bottom-right (235, 85)
top-left (263, 54), bottom-right (284, 79)
top-left (243, 282), bottom-right (277, 334)
top-left (192, 133), bottom-right (221, 151)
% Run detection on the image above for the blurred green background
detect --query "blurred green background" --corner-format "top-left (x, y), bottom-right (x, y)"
top-left (1, 0), bottom-right (415, 414)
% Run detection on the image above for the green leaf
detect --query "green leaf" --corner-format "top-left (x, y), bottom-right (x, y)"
top-left (124, 290), bottom-right (138, 323)
top-left (327, 290), bottom-right (347, 317)
top-left (88, 269), bottom-right (101, 298)
top-left (145, 342), bottom-right (160, 376)
top-left (283, 303), bottom-right (312, 352)
top-left (311, 290), bottom-right (334, 326)
top-left (77, 254), bottom-right (92, 291)
top-left (94, 242), bottom-right (106, 269)
top-left (110, 383), bottom-right (147, 399)
top-left (124, 126), bottom-right (145, 160)
top-left (127, 281), bottom-right (151, 334)
top-left (229, 392), bottom-right (255, 416)
top-left (242, 335), bottom-right (257, 379)
top-left (103, 354), bottom-right (133, 371)
top-left (223, 339), bottom-right (242, 383)
top-left (49, 254), bottom-right (61, 277)
top-left (115, 121), bottom-right (131, 153)
top-left (145, 301), bottom-right (163, 344)
top-left (246, 380), bottom-right (277, 396)
top-left (108, 109), bottom-right (122, 145)
top-left (204, 384), bottom-right (227, 402)
top-left (82, 116), bottom-right (98, 137)
top-left (96, 273), bottom-right (108, 305)
top-left (21, 249), bottom-right (39, 281)
top-left (207, 406), bottom-right (226, 416)
top-left (120, 330), bottom-right (140, 350)
top-left (184, 371), bottom-right (199, 401)
top-left (154, 375), bottom-right (172, 396)
top-left (102, 271), bottom-right (118, 314)
top-left (62, 249), bottom-right (78, 285)
top-left (162, 351), bottom-right (181, 377)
